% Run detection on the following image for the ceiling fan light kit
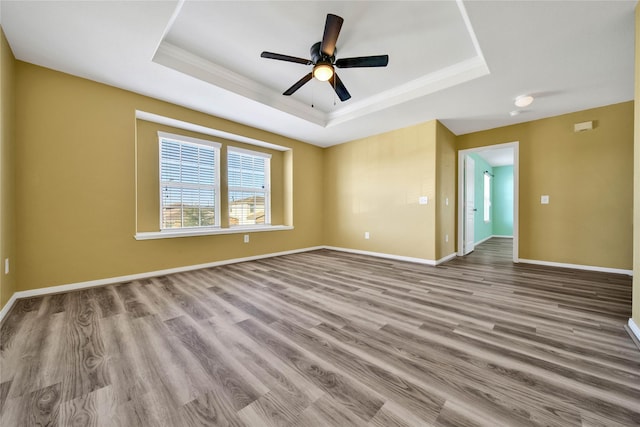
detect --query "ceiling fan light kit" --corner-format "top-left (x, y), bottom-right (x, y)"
top-left (260, 13), bottom-right (389, 102)
top-left (313, 63), bottom-right (334, 81)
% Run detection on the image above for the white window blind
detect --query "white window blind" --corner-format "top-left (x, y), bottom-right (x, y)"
top-left (228, 147), bottom-right (271, 226)
top-left (483, 172), bottom-right (491, 223)
top-left (159, 132), bottom-right (220, 230)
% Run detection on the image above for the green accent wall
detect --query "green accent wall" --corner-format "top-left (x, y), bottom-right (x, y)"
top-left (492, 166), bottom-right (514, 236)
top-left (468, 153), bottom-right (492, 244)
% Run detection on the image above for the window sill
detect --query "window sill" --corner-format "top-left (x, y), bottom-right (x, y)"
top-left (134, 225), bottom-right (293, 241)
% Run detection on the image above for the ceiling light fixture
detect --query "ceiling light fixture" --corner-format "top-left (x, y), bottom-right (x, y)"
top-left (509, 110), bottom-right (521, 117)
top-left (313, 62), bottom-right (334, 81)
top-left (515, 95), bottom-right (534, 108)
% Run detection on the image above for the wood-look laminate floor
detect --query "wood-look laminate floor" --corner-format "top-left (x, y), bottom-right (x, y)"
top-left (1, 238), bottom-right (639, 426)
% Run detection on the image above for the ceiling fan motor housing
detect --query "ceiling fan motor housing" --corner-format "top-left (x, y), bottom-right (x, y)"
top-left (311, 41), bottom-right (335, 65)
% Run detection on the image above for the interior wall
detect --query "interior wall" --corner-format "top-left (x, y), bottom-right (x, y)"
top-left (468, 153), bottom-right (493, 243)
top-left (492, 165), bottom-right (514, 236)
top-left (435, 121), bottom-right (456, 260)
top-left (458, 101), bottom-right (633, 270)
top-left (0, 28), bottom-right (16, 308)
top-left (14, 62), bottom-right (324, 292)
top-left (632, 4), bottom-right (639, 324)
top-left (323, 120), bottom-right (438, 261)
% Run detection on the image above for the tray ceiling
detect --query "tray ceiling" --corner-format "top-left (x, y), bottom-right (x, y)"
top-left (0, 1), bottom-right (635, 147)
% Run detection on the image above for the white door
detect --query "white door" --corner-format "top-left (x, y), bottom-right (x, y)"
top-left (464, 155), bottom-right (475, 255)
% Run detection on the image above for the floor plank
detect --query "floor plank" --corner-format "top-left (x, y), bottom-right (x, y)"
top-left (1, 237), bottom-right (639, 425)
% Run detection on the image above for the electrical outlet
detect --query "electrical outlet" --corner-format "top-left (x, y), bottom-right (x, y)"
top-left (445, 234), bottom-right (449, 243)
top-left (4, 258), bottom-right (9, 274)
top-left (364, 231), bottom-right (370, 240)
top-left (243, 234), bottom-right (249, 243)
top-left (445, 197), bottom-right (449, 206)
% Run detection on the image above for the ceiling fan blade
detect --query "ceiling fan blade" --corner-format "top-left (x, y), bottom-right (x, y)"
top-left (261, 51), bottom-right (312, 65)
top-left (335, 55), bottom-right (389, 68)
top-left (328, 73), bottom-right (351, 101)
top-left (283, 72), bottom-right (313, 96)
top-left (320, 14), bottom-right (344, 57)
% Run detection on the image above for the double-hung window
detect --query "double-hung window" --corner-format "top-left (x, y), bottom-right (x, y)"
top-left (227, 147), bottom-right (271, 226)
top-left (159, 132), bottom-right (220, 230)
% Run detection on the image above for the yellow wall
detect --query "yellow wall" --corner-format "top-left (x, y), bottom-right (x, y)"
top-left (324, 120), bottom-right (439, 261)
top-left (0, 28), bottom-right (17, 308)
top-left (435, 121), bottom-right (456, 259)
top-left (1, 52), bottom-right (635, 314)
top-left (458, 101), bottom-right (634, 270)
top-left (14, 62), bottom-right (324, 292)
top-left (632, 5), bottom-right (640, 323)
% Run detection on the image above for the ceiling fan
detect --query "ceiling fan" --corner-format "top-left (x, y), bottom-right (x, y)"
top-left (260, 13), bottom-right (389, 102)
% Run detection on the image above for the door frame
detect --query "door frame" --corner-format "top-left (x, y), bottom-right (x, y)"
top-left (463, 155), bottom-right (475, 255)
top-left (457, 141), bottom-right (519, 262)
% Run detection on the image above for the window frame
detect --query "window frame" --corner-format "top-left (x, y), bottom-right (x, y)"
top-left (227, 146), bottom-right (272, 227)
top-left (158, 131), bottom-right (221, 231)
top-left (483, 172), bottom-right (491, 223)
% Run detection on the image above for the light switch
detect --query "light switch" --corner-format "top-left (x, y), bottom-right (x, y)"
top-left (419, 196), bottom-right (428, 205)
top-left (541, 195), bottom-right (549, 204)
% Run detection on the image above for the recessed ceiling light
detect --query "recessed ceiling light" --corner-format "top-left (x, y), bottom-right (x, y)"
top-left (509, 110), bottom-right (521, 117)
top-left (515, 95), bottom-right (534, 108)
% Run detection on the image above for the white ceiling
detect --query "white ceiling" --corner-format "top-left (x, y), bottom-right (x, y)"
top-left (475, 147), bottom-right (514, 167)
top-left (1, 1), bottom-right (635, 147)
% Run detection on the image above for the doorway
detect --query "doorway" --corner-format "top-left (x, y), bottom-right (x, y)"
top-left (457, 141), bottom-right (519, 262)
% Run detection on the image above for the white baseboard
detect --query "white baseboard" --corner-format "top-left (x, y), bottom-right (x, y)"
top-left (0, 292), bottom-right (19, 324)
top-left (628, 318), bottom-right (640, 349)
top-left (0, 246), bottom-right (324, 324)
top-left (323, 246), bottom-right (438, 266)
top-left (436, 252), bottom-right (457, 265)
top-left (1, 244), bottom-right (631, 325)
top-left (492, 235), bottom-right (513, 239)
top-left (518, 258), bottom-right (632, 276)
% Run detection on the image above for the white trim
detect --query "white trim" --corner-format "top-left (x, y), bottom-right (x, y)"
top-left (152, 43), bottom-right (327, 127)
top-left (152, 0), bottom-right (490, 132)
top-left (136, 110), bottom-right (290, 152)
top-left (436, 252), bottom-right (457, 265)
top-left (492, 235), bottom-right (513, 239)
top-left (0, 245), bottom-right (325, 323)
top-left (324, 246), bottom-right (438, 266)
top-left (158, 131), bottom-right (222, 149)
top-left (458, 141), bottom-right (519, 262)
top-left (628, 318), bottom-right (640, 346)
top-left (135, 225), bottom-right (293, 240)
top-left (518, 258), bottom-right (632, 276)
top-left (0, 292), bottom-right (19, 324)
top-left (326, 56), bottom-right (489, 128)
top-left (227, 146), bottom-right (272, 159)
